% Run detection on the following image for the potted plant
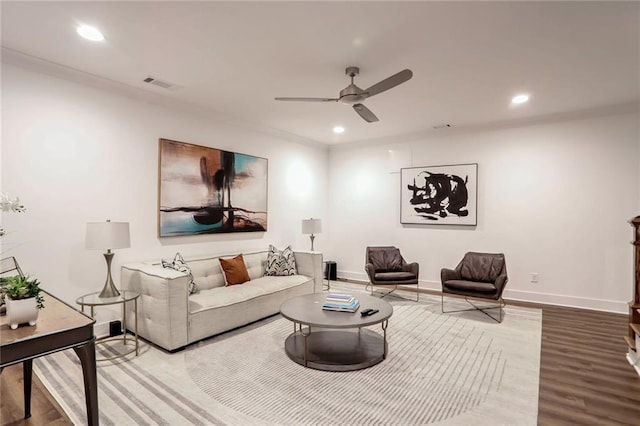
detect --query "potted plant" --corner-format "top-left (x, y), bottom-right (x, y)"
top-left (1, 275), bottom-right (45, 329)
top-left (0, 192), bottom-right (26, 237)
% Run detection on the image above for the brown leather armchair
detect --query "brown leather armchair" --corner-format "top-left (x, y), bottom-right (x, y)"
top-left (441, 252), bottom-right (508, 322)
top-left (365, 246), bottom-right (419, 301)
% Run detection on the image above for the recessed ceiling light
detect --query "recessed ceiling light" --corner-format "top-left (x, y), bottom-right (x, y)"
top-left (352, 37), bottom-right (364, 47)
top-left (511, 94), bottom-right (529, 104)
top-left (77, 25), bottom-right (104, 42)
top-left (333, 126), bottom-right (345, 134)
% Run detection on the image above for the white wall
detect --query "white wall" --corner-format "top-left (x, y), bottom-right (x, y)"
top-left (1, 64), bottom-right (329, 320)
top-left (328, 110), bottom-right (639, 313)
top-left (2, 62), bottom-right (638, 321)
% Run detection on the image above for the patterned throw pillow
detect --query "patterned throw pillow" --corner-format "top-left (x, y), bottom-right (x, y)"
top-left (162, 252), bottom-right (198, 294)
top-left (265, 245), bottom-right (297, 276)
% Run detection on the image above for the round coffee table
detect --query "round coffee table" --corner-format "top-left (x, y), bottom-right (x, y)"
top-left (280, 293), bottom-right (393, 371)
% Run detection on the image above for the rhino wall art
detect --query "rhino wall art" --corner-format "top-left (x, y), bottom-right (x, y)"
top-left (401, 163), bottom-right (477, 226)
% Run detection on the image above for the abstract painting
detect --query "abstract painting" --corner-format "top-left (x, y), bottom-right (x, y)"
top-left (158, 139), bottom-right (267, 236)
top-left (401, 163), bottom-right (477, 226)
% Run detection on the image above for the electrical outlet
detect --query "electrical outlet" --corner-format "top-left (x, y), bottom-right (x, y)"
top-left (530, 273), bottom-right (539, 283)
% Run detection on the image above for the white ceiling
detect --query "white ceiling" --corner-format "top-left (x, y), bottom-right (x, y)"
top-left (2, 1), bottom-right (638, 145)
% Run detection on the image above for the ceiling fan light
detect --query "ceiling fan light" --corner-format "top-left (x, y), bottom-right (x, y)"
top-left (77, 25), bottom-right (104, 42)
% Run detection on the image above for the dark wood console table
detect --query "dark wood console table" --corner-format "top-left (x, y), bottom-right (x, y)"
top-left (1, 292), bottom-right (98, 425)
top-left (625, 216), bottom-right (640, 375)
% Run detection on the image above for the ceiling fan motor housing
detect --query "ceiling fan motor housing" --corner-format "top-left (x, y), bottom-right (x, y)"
top-left (338, 66), bottom-right (367, 104)
top-left (339, 84), bottom-right (367, 104)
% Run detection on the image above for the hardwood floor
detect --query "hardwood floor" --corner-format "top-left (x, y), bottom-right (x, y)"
top-left (2, 299), bottom-right (639, 425)
top-left (536, 304), bottom-right (640, 425)
top-left (0, 364), bottom-right (71, 425)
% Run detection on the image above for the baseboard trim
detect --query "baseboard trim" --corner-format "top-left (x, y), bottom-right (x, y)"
top-left (338, 270), bottom-right (629, 314)
top-left (503, 289), bottom-right (627, 314)
top-left (94, 321), bottom-right (110, 339)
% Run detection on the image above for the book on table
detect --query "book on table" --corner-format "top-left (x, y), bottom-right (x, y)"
top-left (322, 293), bottom-right (360, 312)
top-left (326, 292), bottom-right (352, 300)
top-left (325, 293), bottom-right (355, 303)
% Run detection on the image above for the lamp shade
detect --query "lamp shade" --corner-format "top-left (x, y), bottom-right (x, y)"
top-left (86, 221), bottom-right (130, 250)
top-left (301, 218), bottom-right (322, 235)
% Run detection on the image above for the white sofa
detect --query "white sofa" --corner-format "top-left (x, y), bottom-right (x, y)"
top-left (121, 250), bottom-right (323, 351)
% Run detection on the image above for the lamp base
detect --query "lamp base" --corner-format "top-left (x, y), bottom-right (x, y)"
top-left (309, 234), bottom-right (315, 252)
top-left (99, 251), bottom-right (121, 298)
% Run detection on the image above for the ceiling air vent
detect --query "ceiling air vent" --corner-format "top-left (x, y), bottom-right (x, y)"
top-left (143, 76), bottom-right (179, 90)
top-left (433, 124), bottom-right (452, 129)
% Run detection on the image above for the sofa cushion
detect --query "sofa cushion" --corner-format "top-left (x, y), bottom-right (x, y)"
top-left (178, 251), bottom-right (267, 291)
top-left (460, 253), bottom-right (504, 283)
top-left (369, 248), bottom-right (403, 272)
top-left (265, 245), bottom-right (297, 276)
top-left (189, 275), bottom-right (310, 313)
top-left (236, 251), bottom-right (267, 280)
top-left (219, 254), bottom-right (250, 286)
top-left (162, 252), bottom-right (198, 294)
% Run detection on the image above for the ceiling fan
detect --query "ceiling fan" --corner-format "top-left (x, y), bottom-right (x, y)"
top-left (274, 66), bottom-right (413, 123)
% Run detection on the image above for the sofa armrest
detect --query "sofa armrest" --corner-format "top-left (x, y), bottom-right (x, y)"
top-left (440, 268), bottom-right (460, 285)
top-left (293, 251), bottom-right (324, 293)
top-left (121, 263), bottom-right (190, 351)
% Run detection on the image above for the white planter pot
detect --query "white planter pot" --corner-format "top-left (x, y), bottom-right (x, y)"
top-left (6, 297), bottom-right (39, 329)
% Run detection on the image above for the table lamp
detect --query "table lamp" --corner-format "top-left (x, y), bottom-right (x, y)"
top-left (301, 218), bottom-right (322, 251)
top-left (86, 220), bottom-right (130, 298)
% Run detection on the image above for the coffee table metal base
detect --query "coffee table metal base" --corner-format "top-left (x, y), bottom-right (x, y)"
top-left (284, 327), bottom-right (387, 372)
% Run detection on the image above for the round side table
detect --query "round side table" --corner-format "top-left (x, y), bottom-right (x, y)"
top-left (76, 290), bottom-right (140, 361)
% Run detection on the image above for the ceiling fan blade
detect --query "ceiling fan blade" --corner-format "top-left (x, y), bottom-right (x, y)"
top-left (274, 97), bottom-right (338, 102)
top-left (364, 69), bottom-right (413, 98)
top-left (353, 103), bottom-right (379, 123)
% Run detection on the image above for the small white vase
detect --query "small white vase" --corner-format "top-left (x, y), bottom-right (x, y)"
top-left (6, 297), bottom-right (39, 329)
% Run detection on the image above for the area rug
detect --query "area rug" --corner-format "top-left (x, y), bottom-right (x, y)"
top-left (34, 285), bottom-right (541, 425)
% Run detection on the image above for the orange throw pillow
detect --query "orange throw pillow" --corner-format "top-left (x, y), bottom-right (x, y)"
top-left (219, 254), bottom-right (251, 286)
